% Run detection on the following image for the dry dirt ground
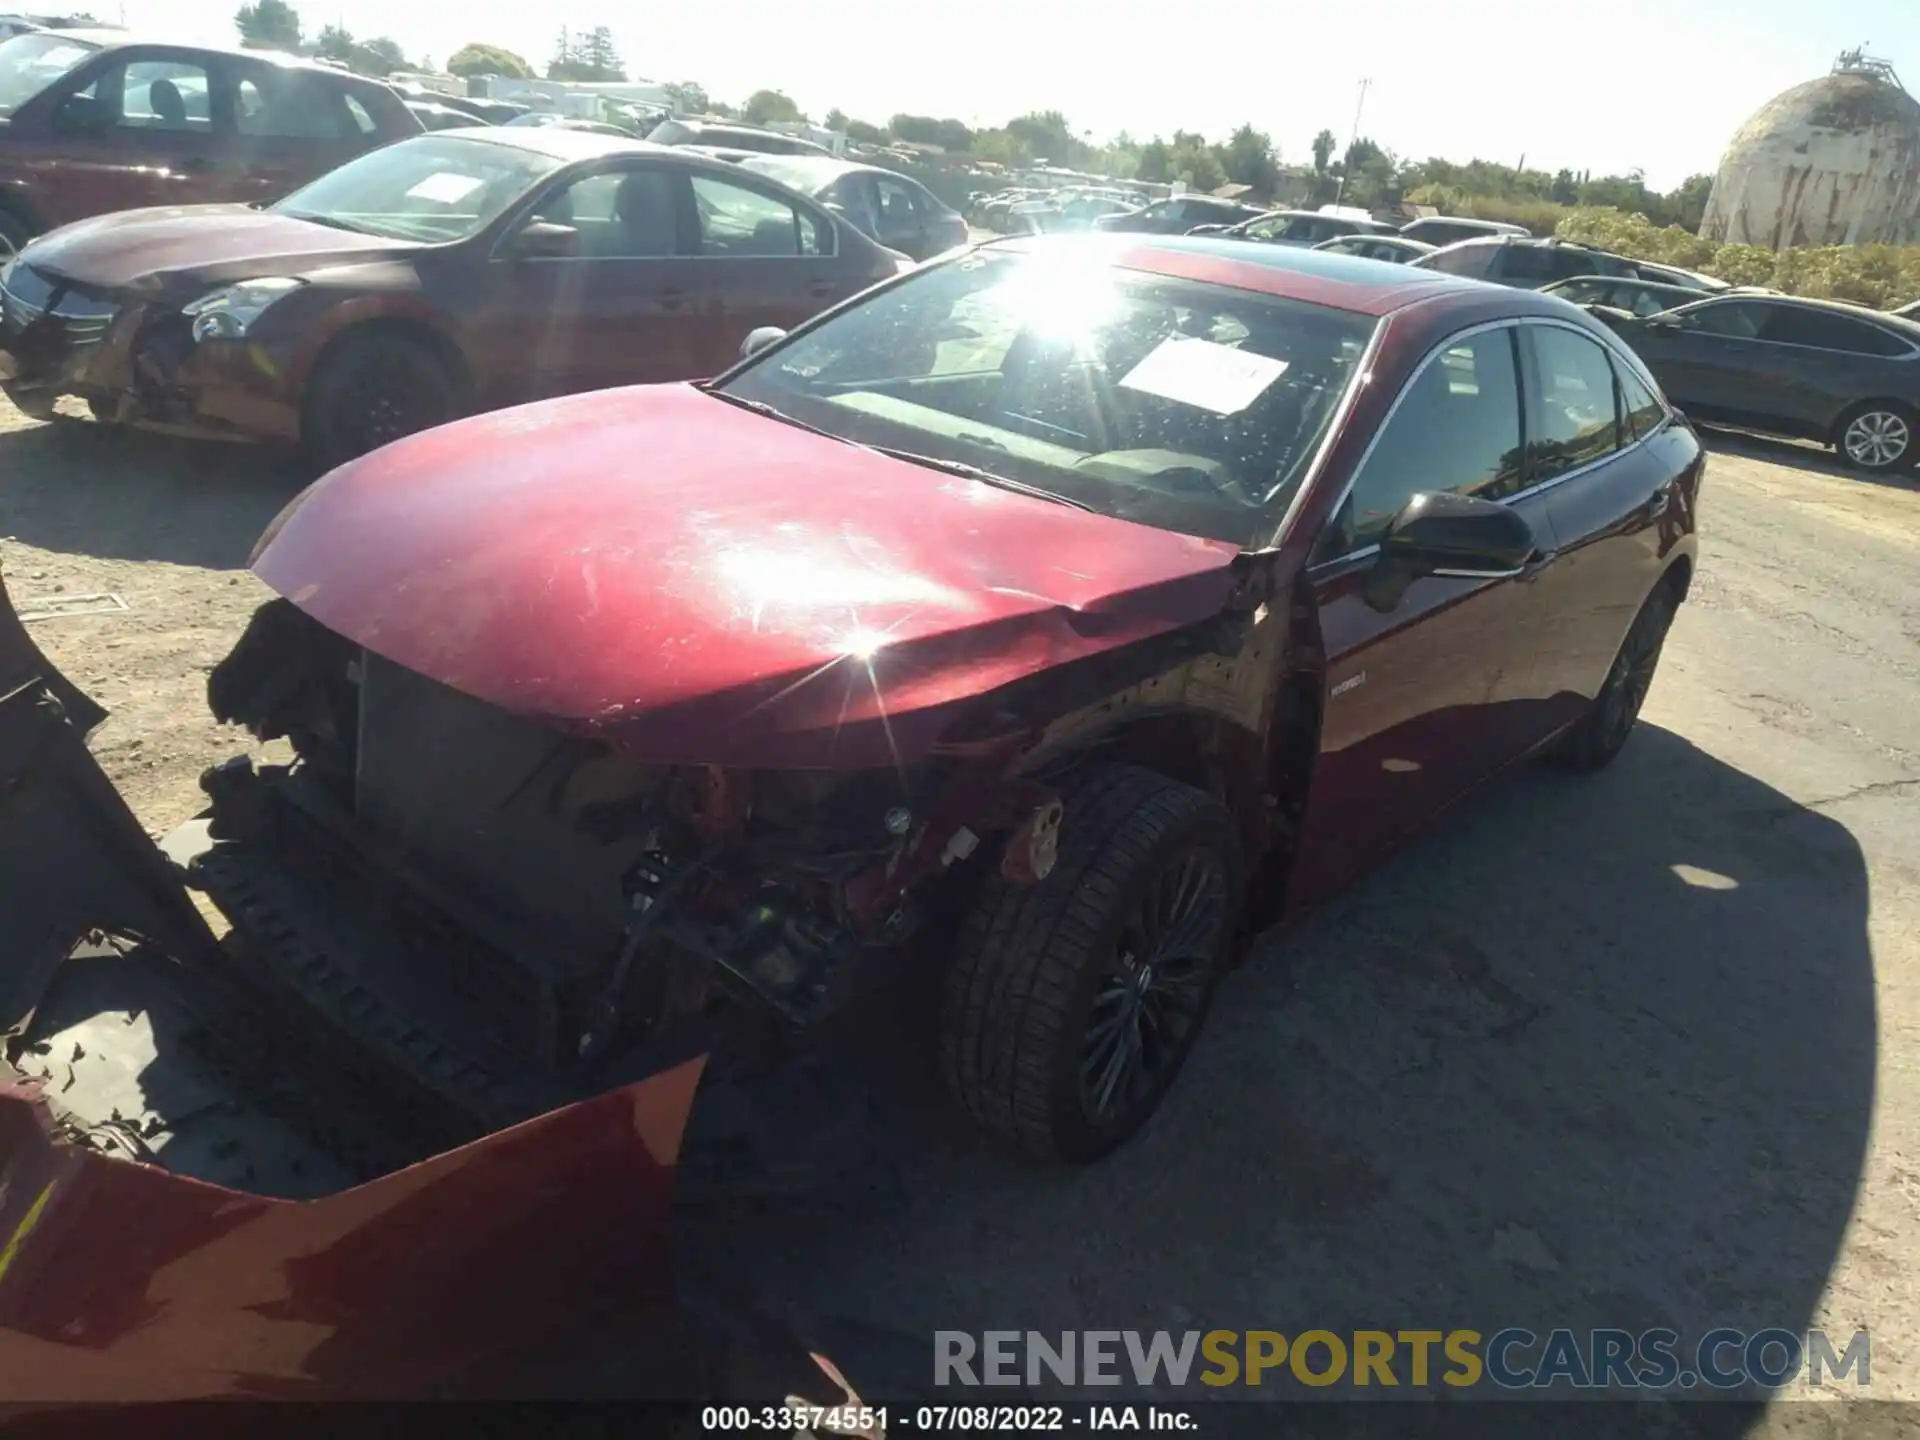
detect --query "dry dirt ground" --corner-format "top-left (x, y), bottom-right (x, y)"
top-left (3, 395), bottom-right (1919, 1423)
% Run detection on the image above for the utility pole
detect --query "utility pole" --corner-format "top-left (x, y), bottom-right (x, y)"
top-left (1332, 77), bottom-right (1371, 209)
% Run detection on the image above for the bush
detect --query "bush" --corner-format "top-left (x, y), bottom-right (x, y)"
top-left (1552, 207), bottom-right (1920, 309)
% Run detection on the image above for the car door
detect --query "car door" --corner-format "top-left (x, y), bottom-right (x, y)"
top-left (29, 47), bottom-right (245, 219)
top-left (1750, 304), bottom-right (1916, 438)
top-left (1518, 321), bottom-right (1692, 725)
top-left (1285, 322), bottom-right (1565, 910)
top-left (1626, 297), bottom-right (1775, 422)
top-left (477, 162), bottom-right (711, 401)
top-left (872, 172), bottom-right (931, 258)
top-left (225, 62), bottom-right (376, 205)
top-left (684, 169), bottom-right (859, 371)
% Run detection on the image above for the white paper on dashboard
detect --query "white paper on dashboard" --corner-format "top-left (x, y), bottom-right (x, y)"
top-left (1117, 337), bottom-right (1290, 415)
top-left (405, 172), bottom-right (486, 205)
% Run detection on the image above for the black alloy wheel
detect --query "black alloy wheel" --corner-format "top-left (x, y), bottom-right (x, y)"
top-left (940, 764), bottom-right (1244, 1162)
top-left (306, 331), bottom-right (458, 472)
top-left (1080, 847), bottom-right (1231, 1125)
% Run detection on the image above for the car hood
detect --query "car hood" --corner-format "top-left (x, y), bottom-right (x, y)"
top-left (253, 384), bottom-right (1244, 768)
top-left (20, 205), bottom-right (422, 293)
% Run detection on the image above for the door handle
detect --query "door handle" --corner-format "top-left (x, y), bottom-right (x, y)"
top-left (178, 156), bottom-right (214, 173)
top-left (807, 279), bottom-right (836, 298)
top-left (658, 288), bottom-right (685, 311)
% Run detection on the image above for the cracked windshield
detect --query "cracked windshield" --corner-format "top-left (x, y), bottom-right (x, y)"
top-left (722, 247), bottom-right (1376, 546)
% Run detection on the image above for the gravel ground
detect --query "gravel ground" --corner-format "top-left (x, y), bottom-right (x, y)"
top-left (2, 396), bottom-right (1917, 1423)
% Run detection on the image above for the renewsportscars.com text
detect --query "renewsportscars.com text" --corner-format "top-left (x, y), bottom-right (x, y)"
top-left (934, 1328), bottom-right (1871, 1392)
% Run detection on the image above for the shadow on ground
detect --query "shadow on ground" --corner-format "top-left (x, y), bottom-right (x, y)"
top-left (0, 419), bottom-right (305, 570)
top-left (1698, 424), bottom-right (1920, 493)
top-left (672, 723), bottom-right (1875, 1422)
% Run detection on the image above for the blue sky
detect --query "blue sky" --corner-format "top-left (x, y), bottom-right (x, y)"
top-left (137, 0), bottom-right (1917, 189)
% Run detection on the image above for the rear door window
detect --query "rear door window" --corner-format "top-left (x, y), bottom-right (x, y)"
top-left (61, 56), bottom-right (216, 133)
top-left (234, 68), bottom-right (353, 139)
top-left (1759, 306), bottom-right (1912, 356)
top-left (1423, 243), bottom-right (1496, 278)
top-left (691, 174), bottom-right (831, 257)
top-left (1524, 325), bottom-right (1621, 478)
top-left (1615, 358), bottom-right (1667, 440)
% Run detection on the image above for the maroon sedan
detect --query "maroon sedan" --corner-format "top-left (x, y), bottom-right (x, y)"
top-left (0, 30), bottom-right (419, 257)
top-left (0, 127), bottom-right (904, 466)
top-left (0, 236), bottom-right (1699, 1396)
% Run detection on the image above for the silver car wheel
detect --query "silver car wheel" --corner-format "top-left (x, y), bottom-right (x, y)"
top-left (1842, 409), bottom-right (1911, 468)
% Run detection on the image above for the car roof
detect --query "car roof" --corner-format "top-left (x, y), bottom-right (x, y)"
top-left (40, 30), bottom-right (381, 79)
top-left (439, 125), bottom-right (668, 163)
top-left (739, 154), bottom-right (862, 181)
top-left (992, 233), bottom-right (1492, 316)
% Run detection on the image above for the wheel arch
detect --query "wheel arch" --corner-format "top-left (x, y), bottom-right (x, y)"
top-left (304, 314), bottom-right (476, 413)
top-left (1828, 396), bottom-right (1916, 447)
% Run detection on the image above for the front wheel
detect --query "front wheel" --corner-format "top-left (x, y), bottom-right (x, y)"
top-left (304, 331), bottom-right (458, 473)
top-left (939, 764), bottom-right (1244, 1162)
top-left (1835, 401), bottom-right (1916, 473)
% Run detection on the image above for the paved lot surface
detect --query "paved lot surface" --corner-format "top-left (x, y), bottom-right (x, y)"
top-left (2, 399), bottom-right (1917, 1422)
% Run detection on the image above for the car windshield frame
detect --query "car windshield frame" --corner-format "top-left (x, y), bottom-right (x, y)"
top-left (268, 133), bottom-right (567, 243)
top-left (0, 31), bottom-right (97, 116)
top-left (715, 248), bottom-right (1381, 550)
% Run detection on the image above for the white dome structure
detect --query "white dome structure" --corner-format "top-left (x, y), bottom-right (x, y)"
top-left (1700, 50), bottom-right (1920, 250)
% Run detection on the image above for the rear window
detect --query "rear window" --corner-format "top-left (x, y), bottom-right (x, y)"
top-left (1421, 242), bottom-right (1497, 279)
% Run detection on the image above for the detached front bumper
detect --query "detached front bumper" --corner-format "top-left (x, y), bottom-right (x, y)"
top-left (0, 274), bottom-right (301, 444)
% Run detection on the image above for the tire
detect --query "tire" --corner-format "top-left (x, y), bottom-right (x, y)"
top-left (303, 330), bottom-right (458, 472)
top-left (0, 207), bottom-right (30, 262)
top-left (939, 764), bottom-right (1244, 1162)
top-left (1546, 580), bottom-right (1677, 772)
top-left (1834, 400), bottom-right (1917, 473)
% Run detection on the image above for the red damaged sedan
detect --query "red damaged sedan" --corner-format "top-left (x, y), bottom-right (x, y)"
top-left (0, 235), bottom-right (1700, 1397)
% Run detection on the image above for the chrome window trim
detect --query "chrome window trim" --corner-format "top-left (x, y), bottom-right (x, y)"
top-left (1300, 313), bottom-right (1673, 577)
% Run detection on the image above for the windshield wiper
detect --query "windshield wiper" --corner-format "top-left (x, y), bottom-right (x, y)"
top-left (702, 391), bottom-right (1096, 514)
top-left (275, 210), bottom-right (383, 236)
top-left (857, 443), bottom-right (1097, 512)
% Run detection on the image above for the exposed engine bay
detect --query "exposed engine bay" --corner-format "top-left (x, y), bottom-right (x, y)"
top-left (4, 599), bottom-right (1093, 1198)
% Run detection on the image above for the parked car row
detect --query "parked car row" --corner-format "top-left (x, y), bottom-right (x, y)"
top-left (0, 127), bottom-right (905, 465)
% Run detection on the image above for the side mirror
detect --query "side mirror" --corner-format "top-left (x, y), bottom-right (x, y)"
top-left (506, 220), bottom-right (581, 260)
top-left (1362, 490), bottom-right (1538, 613)
top-left (740, 325), bottom-right (787, 360)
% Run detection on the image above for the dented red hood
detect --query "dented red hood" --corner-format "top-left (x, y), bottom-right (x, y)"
top-left (254, 384), bottom-right (1242, 767)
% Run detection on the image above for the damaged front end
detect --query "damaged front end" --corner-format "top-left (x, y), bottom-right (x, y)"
top-left (0, 573), bottom-right (928, 1401)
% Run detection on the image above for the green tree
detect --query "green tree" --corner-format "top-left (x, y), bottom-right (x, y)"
top-left (823, 107), bottom-right (849, 131)
top-left (1005, 110), bottom-right (1080, 166)
top-left (1136, 137), bottom-right (1172, 183)
top-left (313, 22), bottom-right (352, 62)
top-left (1311, 128), bottom-right (1337, 174)
top-left (1666, 173), bottom-right (1714, 234)
top-left (663, 82), bottom-right (710, 115)
top-left (743, 89), bottom-right (804, 125)
top-left (234, 0), bottom-right (300, 50)
top-left (577, 26), bottom-right (624, 81)
top-left (844, 117), bottom-right (885, 144)
top-left (890, 114), bottom-right (972, 152)
top-left (448, 43), bottom-right (534, 79)
top-left (351, 37), bottom-right (406, 76)
top-left (1218, 123), bottom-right (1278, 195)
